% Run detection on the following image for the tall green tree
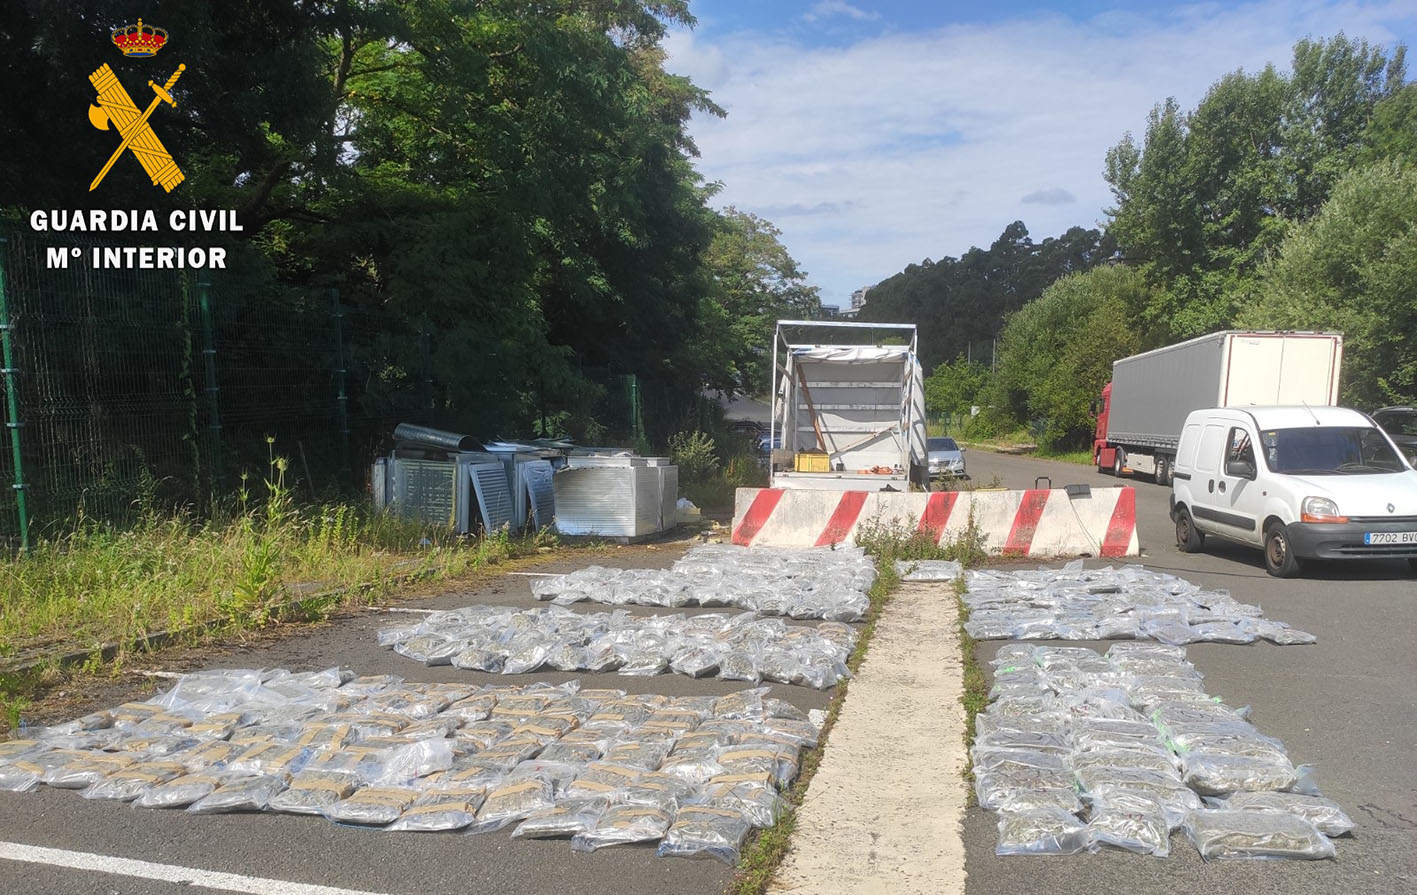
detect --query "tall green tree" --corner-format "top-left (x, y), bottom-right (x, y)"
top-left (691, 208), bottom-right (821, 398)
top-left (1238, 162), bottom-right (1417, 408)
top-left (1104, 35), bottom-right (1407, 343)
top-left (924, 358), bottom-right (990, 417)
top-left (295, 1), bottom-right (724, 438)
top-left (982, 266), bottom-right (1147, 449)
top-left (1360, 82), bottom-right (1417, 165)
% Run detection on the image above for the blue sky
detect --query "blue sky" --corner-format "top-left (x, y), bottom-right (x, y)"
top-left (664, 1), bottom-right (1417, 309)
top-left (690, 1), bottom-right (1212, 36)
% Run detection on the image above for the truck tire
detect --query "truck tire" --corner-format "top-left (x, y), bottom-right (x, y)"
top-left (1095, 448), bottom-right (1106, 474)
top-left (1113, 451), bottom-right (1125, 477)
top-left (1175, 506), bottom-right (1204, 553)
top-left (1155, 454), bottom-right (1172, 487)
top-left (1263, 521), bottom-right (1305, 578)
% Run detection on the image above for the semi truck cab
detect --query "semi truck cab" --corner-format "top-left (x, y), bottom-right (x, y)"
top-left (1091, 382), bottom-right (1127, 477)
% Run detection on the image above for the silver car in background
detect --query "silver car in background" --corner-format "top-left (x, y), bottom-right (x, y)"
top-left (928, 436), bottom-right (966, 479)
top-left (1373, 406), bottom-right (1417, 466)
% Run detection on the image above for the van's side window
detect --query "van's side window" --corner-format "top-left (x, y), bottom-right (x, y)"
top-left (1227, 427), bottom-right (1255, 469)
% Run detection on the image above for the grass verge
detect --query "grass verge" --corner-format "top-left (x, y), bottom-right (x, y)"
top-left (955, 431), bottom-right (1038, 453)
top-left (950, 428), bottom-right (1095, 467)
top-left (955, 579), bottom-right (988, 806)
top-left (0, 455), bottom-right (560, 659)
top-left (728, 558), bottom-right (902, 895)
top-left (0, 454), bottom-right (572, 734)
top-left (1036, 448), bottom-right (1093, 465)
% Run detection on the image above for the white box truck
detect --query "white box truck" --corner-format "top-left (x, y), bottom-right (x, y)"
top-left (770, 320), bottom-right (927, 491)
top-left (1092, 331), bottom-right (1344, 486)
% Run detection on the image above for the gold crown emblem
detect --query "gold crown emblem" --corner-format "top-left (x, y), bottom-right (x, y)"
top-left (111, 18), bottom-right (168, 58)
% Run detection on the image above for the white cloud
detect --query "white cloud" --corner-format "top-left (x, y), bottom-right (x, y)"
top-left (1021, 187), bottom-right (1077, 205)
top-left (664, 1), bottom-right (1416, 307)
top-left (804, 1), bottom-right (882, 24)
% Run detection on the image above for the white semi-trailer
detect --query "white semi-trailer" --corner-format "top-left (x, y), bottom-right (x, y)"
top-left (770, 320), bottom-right (927, 491)
top-left (1093, 330), bottom-right (1344, 486)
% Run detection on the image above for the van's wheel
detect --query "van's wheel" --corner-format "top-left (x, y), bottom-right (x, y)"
top-left (1175, 506), bottom-right (1204, 553)
top-left (1263, 521), bottom-right (1305, 578)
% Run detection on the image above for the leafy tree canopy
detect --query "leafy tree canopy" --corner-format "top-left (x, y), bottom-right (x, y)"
top-left (0, 0), bottom-right (818, 447)
top-left (1104, 34), bottom-right (1407, 344)
top-left (692, 208), bottom-right (821, 398)
top-left (982, 265), bottom-right (1148, 450)
top-left (1239, 161), bottom-right (1417, 408)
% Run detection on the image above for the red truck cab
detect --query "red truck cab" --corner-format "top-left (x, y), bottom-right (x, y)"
top-left (1092, 382), bottom-right (1123, 474)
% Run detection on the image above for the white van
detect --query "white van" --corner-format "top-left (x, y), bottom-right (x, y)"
top-left (1170, 406), bottom-right (1417, 577)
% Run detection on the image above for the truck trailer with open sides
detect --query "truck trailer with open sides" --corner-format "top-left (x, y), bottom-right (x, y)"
top-left (769, 320), bottom-right (928, 491)
top-left (1093, 330), bottom-right (1344, 486)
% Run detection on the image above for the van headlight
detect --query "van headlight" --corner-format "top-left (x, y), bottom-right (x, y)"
top-left (1300, 496), bottom-right (1348, 524)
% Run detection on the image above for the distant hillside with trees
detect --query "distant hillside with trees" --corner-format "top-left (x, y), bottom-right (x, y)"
top-left (860, 34), bottom-right (1415, 450)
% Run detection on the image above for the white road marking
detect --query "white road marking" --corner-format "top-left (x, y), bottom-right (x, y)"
top-left (504, 571), bottom-right (556, 576)
top-left (0, 842), bottom-right (391, 895)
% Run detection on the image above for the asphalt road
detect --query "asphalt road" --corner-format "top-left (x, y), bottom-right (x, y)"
top-left (5, 469), bottom-right (1414, 895)
top-left (0, 544), bottom-right (838, 895)
top-left (960, 450), bottom-right (1417, 895)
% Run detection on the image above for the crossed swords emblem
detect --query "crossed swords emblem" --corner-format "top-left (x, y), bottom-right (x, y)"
top-left (87, 62), bottom-right (186, 192)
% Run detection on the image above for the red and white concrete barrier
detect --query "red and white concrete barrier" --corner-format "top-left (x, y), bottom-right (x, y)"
top-left (731, 486), bottom-right (1139, 557)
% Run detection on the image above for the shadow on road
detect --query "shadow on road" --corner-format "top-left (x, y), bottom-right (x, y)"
top-left (1144, 538), bottom-right (1416, 582)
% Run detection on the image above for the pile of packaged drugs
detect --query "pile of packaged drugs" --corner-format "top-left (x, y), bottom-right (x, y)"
top-left (378, 605), bottom-right (856, 689)
top-left (962, 561), bottom-right (1316, 645)
top-left (977, 643), bottom-right (1350, 860)
top-left (0, 669), bottom-right (816, 863)
top-left (531, 545), bottom-right (876, 622)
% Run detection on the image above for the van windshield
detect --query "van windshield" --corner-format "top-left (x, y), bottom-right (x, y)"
top-left (1259, 426), bottom-right (1406, 475)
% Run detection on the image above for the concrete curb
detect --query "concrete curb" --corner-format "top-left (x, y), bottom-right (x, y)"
top-left (768, 581), bottom-right (968, 895)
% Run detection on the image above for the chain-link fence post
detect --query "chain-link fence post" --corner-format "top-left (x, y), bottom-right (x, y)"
top-left (197, 279), bottom-right (223, 487)
top-left (331, 288), bottom-right (351, 476)
top-left (0, 237), bottom-right (29, 551)
top-left (419, 322), bottom-right (434, 418)
top-left (180, 275), bottom-right (203, 502)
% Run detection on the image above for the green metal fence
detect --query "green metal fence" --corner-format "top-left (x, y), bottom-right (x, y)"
top-left (0, 232), bottom-right (435, 545)
top-left (0, 230), bottom-right (718, 547)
